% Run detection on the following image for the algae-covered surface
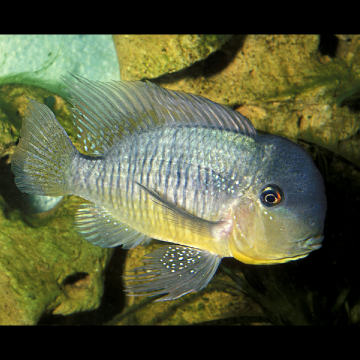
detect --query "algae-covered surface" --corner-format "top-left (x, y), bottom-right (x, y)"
top-left (114, 35), bottom-right (232, 82)
top-left (0, 194), bottom-right (112, 324)
top-left (0, 82), bottom-right (113, 324)
top-left (116, 35), bottom-right (360, 168)
top-left (1, 35), bottom-right (360, 325)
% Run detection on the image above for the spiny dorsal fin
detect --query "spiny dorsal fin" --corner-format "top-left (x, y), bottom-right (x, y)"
top-left (134, 181), bottom-right (225, 238)
top-left (62, 74), bottom-right (257, 156)
top-left (124, 245), bottom-right (222, 301)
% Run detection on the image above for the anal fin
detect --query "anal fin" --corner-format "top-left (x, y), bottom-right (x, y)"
top-left (124, 245), bottom-right (222, 301)
top-left (74, 203), bottom-right (150, 249)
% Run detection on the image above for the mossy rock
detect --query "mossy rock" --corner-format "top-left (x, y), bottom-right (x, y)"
top-left (117, 35), bottom-right (360, 168)
top-left (0, 83), bottom-right (112, 324)
top-left (114, 35), bottom-right (232, 81)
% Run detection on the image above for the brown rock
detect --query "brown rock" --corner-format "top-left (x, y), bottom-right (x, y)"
top-left (113, 35), bottom-right (232, 81)
top-left (116, 34), bottom-right (360, 168)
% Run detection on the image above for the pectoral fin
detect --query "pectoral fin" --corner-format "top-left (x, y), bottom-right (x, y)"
top-left (135, 181), bottom-right (224, 238)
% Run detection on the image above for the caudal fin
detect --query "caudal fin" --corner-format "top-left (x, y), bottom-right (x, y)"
top-left (11, 99), bottom-right (78, 196)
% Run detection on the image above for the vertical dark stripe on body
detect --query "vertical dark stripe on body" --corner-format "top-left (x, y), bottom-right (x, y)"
top-left (130, 141), bottom-right (139, 216)
top-left (143, 131), bottom-right (160, 223)
top-left (125, 141), bottom-right (133, 215)
top-left (204, 166), bottom-right (211, 215)
top-left (164, 127), bottom-right (179, 202)
top-left (174, 128), bottom-right (192, 207)
top-left (164, 156), bottom-right (172, 201)
top-left (108, 159), bottom-right (114, 209)
top-left (111, 153), bottom-right (120, 211)
top-left (146, 133), bottom-right (158, 190)
top-left (100, 161), bottom-right (106, 200)
top-left (192, 164), bottom-right (201, 217)
top-left (182, 160), bottom-right (191, 212)
top-left (109, 155), bottom-right (120, 209)
top-left (182, 130), bottom-right (195, 212)
top-left (174, 154), bottom-right (183, 206)
top-left (157, 141), bottom-right (166, 189)
top-left (117, 147), bottom-right (123, 212)
top-left (139, 132), bottom-right (151, 209)
top-left (94, 160), bottom-right (104, 200)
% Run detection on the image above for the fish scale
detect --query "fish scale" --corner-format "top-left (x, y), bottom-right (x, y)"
top-left (69, 126), bottom-right (254, 254)
top-left (111, 127), bottom-right (250, 217)
top-left (12, 74), bottom-right (326, 301)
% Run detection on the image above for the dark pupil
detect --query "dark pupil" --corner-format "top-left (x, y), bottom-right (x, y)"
top-left (260, 185), bottom-right (283, 208)
top-left (265, 193), bottom-right (276, 203)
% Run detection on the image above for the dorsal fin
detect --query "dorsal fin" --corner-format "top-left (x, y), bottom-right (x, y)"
top-left (62, 74), bottom-right (257, 156)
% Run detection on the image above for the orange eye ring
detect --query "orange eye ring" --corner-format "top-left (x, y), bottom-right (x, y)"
top-left (260, 185), bottom-right (284, 207)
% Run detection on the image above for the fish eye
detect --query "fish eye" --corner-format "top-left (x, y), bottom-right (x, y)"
top-left (260, 184), bottom-right (283, 207)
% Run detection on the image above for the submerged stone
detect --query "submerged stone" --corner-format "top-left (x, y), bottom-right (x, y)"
top-left (0, 83), bottom-right (112, 324)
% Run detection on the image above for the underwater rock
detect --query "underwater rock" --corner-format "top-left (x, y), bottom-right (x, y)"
top-left (0, 84), bottom-right (112, 324)
top-left (0, 35), bottom-right (120, 97)
top-left (118, 34), bottom-right (360, 168)
top-left (113, 35), bottom-right (232, 81)
top-left (0, 107), bottom-right (17, 148)
top-left (0, 194), bottom-right (112, 324)
top-left (0, 83), bottom-right (85, 149)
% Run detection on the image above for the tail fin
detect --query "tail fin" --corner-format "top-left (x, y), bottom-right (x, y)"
top-left (11, 99), bottom-right (78, 196)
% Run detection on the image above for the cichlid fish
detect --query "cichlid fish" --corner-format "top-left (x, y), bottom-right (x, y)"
top-left (12, 75), bottom-right (327, 301)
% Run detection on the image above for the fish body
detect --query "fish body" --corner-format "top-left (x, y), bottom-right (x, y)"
top-left (71, 126), bottom-right (257, 258)
top-left (12, 75), bottom-right (327, 301)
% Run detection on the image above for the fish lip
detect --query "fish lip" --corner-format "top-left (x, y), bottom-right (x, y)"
top-left (284, 235), bottom-right (324, 259)
top-left (303, 235), bottom-right (324, 250)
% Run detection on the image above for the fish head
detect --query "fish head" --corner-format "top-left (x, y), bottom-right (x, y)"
top-left (229, 134), bottom-right (327, 265)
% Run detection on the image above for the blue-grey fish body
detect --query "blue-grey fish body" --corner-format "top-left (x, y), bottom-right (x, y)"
top-left (12, 75), bottom-right (327, 301)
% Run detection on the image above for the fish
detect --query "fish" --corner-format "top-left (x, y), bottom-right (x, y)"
top-left (11, 74), bottom-right (327, 301)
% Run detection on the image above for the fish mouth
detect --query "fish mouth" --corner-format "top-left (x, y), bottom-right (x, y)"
top-left (282, 235), bottom-right (324, 261)
top-left (303, 235), bottom-right (324, 251)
